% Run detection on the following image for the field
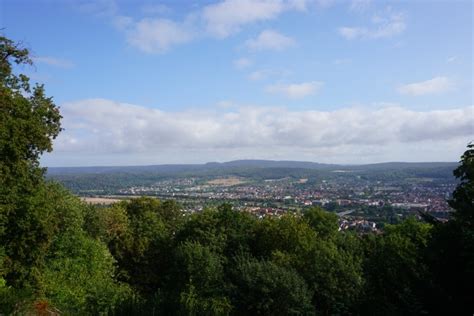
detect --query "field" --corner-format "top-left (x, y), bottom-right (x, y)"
top-left (81, 197), bottom-right (123, 205)
top-left (206, 177), bottom-right (246, 186)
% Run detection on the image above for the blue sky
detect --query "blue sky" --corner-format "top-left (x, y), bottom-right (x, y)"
top-left (1, 0), bottom-right (473, 166)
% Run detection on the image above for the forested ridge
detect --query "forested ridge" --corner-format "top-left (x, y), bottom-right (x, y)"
top-left (1, 36), bottom-right (473, 315)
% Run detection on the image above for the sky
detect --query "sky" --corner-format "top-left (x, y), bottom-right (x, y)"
top-left (1, 0), bottom-right (473, 166)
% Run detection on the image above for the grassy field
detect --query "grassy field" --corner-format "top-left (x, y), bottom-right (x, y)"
top-left (206, 177), bottom-right (246, 186)
top-left (81, 197), bottom-right (123, 205)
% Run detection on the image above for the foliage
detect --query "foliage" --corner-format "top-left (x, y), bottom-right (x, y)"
top-left (423, 143), bottom-right (474, 315)
top-left (43, 231), bottom-right (131, 315)
top-left (103, 197), bottom-right (183, 295)
top-left (84, 204), bottom-right (130, 244)
top-left (175, 241), bottom-right (231, 316)
top-left (0, 35), bottom-right (63, 289)
top-left (449, 143), bottom-right (474, 226)
top-left (303, 207), bottom-right (339, 239)
top-left (0, 35), bottom-right (61, 198)
top-left (359, 218), bottom-right (432, 315)
top-left (231, 256), bottom-right (314, 315)
top-left (0, 35), bottom-right (130, 314)
top-left (250, 210), bottom-right (364, 314)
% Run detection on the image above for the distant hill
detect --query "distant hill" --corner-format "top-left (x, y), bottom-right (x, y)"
top-left (46, 160), bottom-right (458, 194)
top-left (204, 160), bottom-right (337, 169)
top-left (343, 161), bottom-right (459, 171)
top-left (47, 160), bottom-right (457, 175)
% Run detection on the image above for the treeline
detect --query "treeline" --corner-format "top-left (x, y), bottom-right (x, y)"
top-left (2, 186), bottom-right (473, 315)
top-left (1, 35), bottom-right (473, 315)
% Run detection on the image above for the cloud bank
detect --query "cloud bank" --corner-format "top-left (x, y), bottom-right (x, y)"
top-left (48, 98), bottom-right (473, 166)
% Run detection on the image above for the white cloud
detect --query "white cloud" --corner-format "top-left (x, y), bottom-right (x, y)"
top-left (447, 56), bottom-right (457, 63)
top-left (32, 56), bottom-right (75, 68)
top-left (112, 15), bottom-right (133, 30)
top-left (350, 0), bottom-right (371, 12)
top-left (315, 0), bottom-right (336, 8)
top-left (233, 57), bottom-right (253, 69)
top-left (201, 0), bottom-right (312, 38)
top-left (125, 18), bottom-right (193, 53)
top-left (333, 58), bottom-right (351, 65)
top-left (202, 0), bottom-right (287, 38)
top-left (248, 70), bottom-right (269, 81)
top-left (112, 0), bottom-right (319, 53)
top-left (74, 0), bottom-right (117, 16)
top-left (140, 4), bottom-right (171, 15)
top-left (248, 69), bottom-right (289, 81)
top-left (216, 100), bottom-right (235, 108)
top-left (398, 76), bottom-right (455, 96)
top-left (288, 0), bottom-right (311, 10)
top-left (245, 29), bottom-right (295, 51)
top-left (339, 11), bottom-right (406, 40)
top-left (49, 98), bottom-right (474, 165)
top-left (338, 27), bottom-right (361, 40)
top-left (266, 81), bottom-right (323, 98)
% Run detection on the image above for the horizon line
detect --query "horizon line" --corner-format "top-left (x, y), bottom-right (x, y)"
top-left (45, 159), bottom-right (459, 169)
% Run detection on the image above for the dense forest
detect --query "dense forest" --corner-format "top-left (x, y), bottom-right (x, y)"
top-left (1, 35), bottom-right (473, 315)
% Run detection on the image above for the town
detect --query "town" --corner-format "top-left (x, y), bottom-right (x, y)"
top-left (68, 166), bottom-right (456, 233)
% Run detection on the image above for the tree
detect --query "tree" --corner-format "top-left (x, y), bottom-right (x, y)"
top-left (252, 212), bottom-right (363, 314)
top-left (42, 199), bottom-right (131, 315)
top-left (360, 218), bottom-right (432, 315)
top-left (0, 36), bottom-right (61, 191)
top-left (107, 197), bottom-right (180, 295)
top-left (174, 241), bottom-right (231, 316)
top-left (84, 204), bottom-right (130, 245)
top-left (303, 207), bottom-right (339, 240)
top-left (0, 35), bottom-right (130, 314)
top-left (424, 143), bottom-right (474, 315)
top-left (0, 35), bottom-right (62, 287)
top-left (231, 256), bottom-right (314, 316)
top-left (449, 143), bottom-right (474, 226)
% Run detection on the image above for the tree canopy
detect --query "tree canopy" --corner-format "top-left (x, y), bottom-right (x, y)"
top-left (0, 34), bottom-right (128, 314)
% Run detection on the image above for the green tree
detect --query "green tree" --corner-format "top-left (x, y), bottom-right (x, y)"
top-left (0, 35), bottom-right (61, 206)
top-left (84, 204), bottom-right (130, 245)
top-left (0, 35), bottom-right (62, 287)
top-left (175, 204), bottom-right (256, 256)
top-left (424, 143), bottom-right (474, 315)
top-left (449, 143), bottom-right (474, 226)
top-left (0, 35), bottom-right (130, 314)
top-left (360, 218), bottom-right (432, 315)
top-left (231, 256), bottom-right (314, 316)
top-left (252, 212), bottom-right (363, 314)
top-left (174, 241), bottom-right (231, 316)
top-left (108, 197), bottom-right (179, 295)
top-left (43, 225), bottom-right (131, 314)
top-left (303, 207), bottom-right (339, 240)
